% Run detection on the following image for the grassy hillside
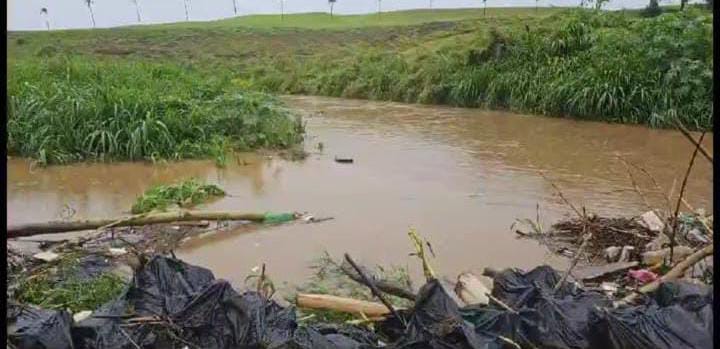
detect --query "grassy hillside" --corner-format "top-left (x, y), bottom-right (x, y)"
top-left (8, 7), bottom-right (713, 137)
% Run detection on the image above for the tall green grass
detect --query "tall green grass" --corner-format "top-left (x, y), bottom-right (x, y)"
top-left (247, 9), bottom-right (713, 130)
top-left (7, 57), bottom-right (304, 165)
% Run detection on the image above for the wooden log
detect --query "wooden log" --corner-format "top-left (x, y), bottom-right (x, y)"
top-left (455, 272), bottom-right (491, 305)
top-left (7, 211), bottom-right (277, 238)
top-left (296, 293), bottom-right (393, 318)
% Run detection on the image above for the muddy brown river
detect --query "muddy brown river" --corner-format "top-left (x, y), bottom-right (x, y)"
top-left (7, 96), bottom-right (713, 288)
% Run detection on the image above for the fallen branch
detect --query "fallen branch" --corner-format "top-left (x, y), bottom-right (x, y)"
top-left (7, 211), bottom-right (289, 238)
top-left (674, 119), bottom-right (713, 164)
top-left (618, 244), bottom-right (713, 305)
top-left (339, 262), bottom-right (416, 301)
top-left (296, 293), bottom-right (394, 318)
top-left (344, 253), bottom-right (406, 326)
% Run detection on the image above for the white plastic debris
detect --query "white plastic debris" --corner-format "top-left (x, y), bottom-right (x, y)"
top-left (600, 282), bottom-right (619, 296)
top-left (302, 215), bottom-right (315, 223)
top-left (108, 247), bottom-right (127, 256)
top-left (639, 211), bottom-right (664, 233)
top-left (73, 310), bottom-right (92, 323)
top-left (618, 246), bottom-right (635, 263)
top-left (33, 251), bottom-right (60, 262)
top-left (687, 228), bottom-right (710, 244)
top-left (604, 246), bottom-right (621, 262)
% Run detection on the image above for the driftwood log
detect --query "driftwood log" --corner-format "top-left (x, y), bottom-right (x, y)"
top-left (7, 211), bottom-right (275, 238)
top-left (296, 293), bottom-right (394, 318)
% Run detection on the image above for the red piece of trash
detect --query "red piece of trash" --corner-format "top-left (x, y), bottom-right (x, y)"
top-left (628, 269), bottom-right (659, 284)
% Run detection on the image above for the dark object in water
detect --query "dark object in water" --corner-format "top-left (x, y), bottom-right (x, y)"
top-left (335, 157), bottom-right (354, 164)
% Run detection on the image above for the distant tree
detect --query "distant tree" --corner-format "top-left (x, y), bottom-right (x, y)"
top-left (83, 0), bottom-right (96, 28)
top-left (329, 0), bottom-right (336, 17)
top-left (40, 7), bottom-right (50, 30)
top-left (595, 0), bottom-right (609, 9)
top-left (377, 0), bottom-right (382, 18)
top-left (429, 0), bottom-right (433, 9)
top-left (232, 0), bottom-right (238, 16)
top-left (483, 0), bottom-right (487, 16)
top-left (536, 0), bottom-right (539, 12)
top-left (131, 0), bottom-right (142, 23)
top-left (680, 0), bottom-right (688, 10)
top-left (279, 0), bottom-right (285, 21)
top-left (183, 0), bottom-right (190, 21)
top-left (642, 0), bottom-right (662, 16)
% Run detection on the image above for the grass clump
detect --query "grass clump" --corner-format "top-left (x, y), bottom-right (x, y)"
top-left (7, 57), bottom-right (304, 165)
top-left (15, 254), bottom-right (127, 313)
top-left (131, 178), bottom-right (225, 214)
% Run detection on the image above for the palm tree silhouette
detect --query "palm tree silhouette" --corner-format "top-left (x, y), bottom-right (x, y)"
top-left (131, 0), bottom-right (142, 23)
top-left (40, 7), bottom-right (50, 30)
top-left (83, 0), bottom-right (96, 28)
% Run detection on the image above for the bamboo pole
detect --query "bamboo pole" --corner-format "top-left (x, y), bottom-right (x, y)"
top-left (7, 211), bottom-right (279, 238)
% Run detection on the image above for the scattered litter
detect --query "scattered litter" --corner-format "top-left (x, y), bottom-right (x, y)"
top-left (573, 261), bottom-right (639, 281)
top-left (687, 228), bottom-right (710, 244)
top-left (108, 247), bottom-right (127, 256)
top-left (640, 211), bottom-right (665, 232)
top-left (604, 246), bottom-right (621, 262)
top-left (628, 269), bottom-right (659, 284)
top-left (334, 156), bottom-right (354, 164)
top-left (32, 251), bottom-right (60, 262)
top-left (73, 310), bottom-right (92, 323)
top-left (600, 282), bottom-right (619, 296)
top-left (618, 246), bottom-right (635, 262)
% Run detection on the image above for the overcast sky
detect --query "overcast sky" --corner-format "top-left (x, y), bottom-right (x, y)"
top-left (9, 0), bottom-right (680, 31)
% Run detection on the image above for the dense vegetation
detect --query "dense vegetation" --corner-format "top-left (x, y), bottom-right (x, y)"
top-left (7, 58), bottom-right (304, 164)
top-left (7, 7), bottom-right (713, 153)
top-left (247, 9), bottom-right (712, 130)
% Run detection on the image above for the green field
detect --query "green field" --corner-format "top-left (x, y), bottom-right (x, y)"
top-left (6, 7), bottom-right (713, 164)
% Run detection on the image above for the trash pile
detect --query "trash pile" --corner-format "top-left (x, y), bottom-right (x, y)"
top-left (7, 252), bottom-right (713, 349)
top-left (515, 209), bottom-right (714, 291)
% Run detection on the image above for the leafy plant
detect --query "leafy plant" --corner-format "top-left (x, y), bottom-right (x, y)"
top-left (131, 178), bottom-right (226, 214)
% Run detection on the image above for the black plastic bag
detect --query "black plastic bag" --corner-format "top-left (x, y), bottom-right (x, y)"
top-left (589, 281), bottom-right (713, 349)
top-left (8, 305), bottom-right (75, 349)
top-left (391, 280), bottom-right (502, 349)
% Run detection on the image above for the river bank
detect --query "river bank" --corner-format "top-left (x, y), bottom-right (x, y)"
top-left (8, 7), bottom-right (713, 130)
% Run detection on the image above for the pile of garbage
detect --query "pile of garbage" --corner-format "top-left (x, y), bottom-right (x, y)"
top-left (516, 209), bottom-right (713, 290)
top-left (7, 253), bottom-right (713, 349)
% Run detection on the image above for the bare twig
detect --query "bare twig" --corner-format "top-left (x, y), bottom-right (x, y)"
top-left (675, 119), bottom-right (713, 164)
top-left (617, 157), bottom-right (653, 211)
top-left (669, 132), bottom-right (706, 264)
top-left (540, 172), bottom-right (582, 218)
top-left (554, 208), bottom-right (590, 293)
top-left (344, 253), bottom-right (406, 327)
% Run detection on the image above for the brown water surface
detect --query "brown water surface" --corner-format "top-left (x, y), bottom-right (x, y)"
top-left (7, 96), bottom-right (713, 288)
